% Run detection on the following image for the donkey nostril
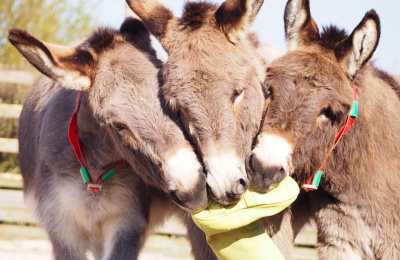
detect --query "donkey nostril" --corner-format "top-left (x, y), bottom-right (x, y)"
top-left (168, 189), bottom-right (181, 204)
top-left (247, 153), bottom-right (263, 173)
top-left (233, 178), bottom-right (248, 195)
top-left (274, 168), bottom-right (287, 182)
top-left (247, 153), bottom-right (255, 171)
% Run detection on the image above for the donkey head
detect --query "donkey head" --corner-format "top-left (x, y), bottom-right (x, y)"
top-left (247, 0), bottom-right (380, 191)
top-left (8, 18), bottom-right (208, 211)
top-left (127, 0), bottom-right (266, 204)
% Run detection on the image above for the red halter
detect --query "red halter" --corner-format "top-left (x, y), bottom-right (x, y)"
top-left (302, 84), bottom-right (358, 191)
top-left (68, 90), bottom-right (124, 192)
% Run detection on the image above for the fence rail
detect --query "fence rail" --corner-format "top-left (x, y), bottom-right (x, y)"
top-left (0, 138), bottom-right (18, 153)
top-left (0, 103), bottom-right (22, 119)
top-left (0, 70), bottom-right (36, 85)
top-left (0, 70), bottom-right (30, 154)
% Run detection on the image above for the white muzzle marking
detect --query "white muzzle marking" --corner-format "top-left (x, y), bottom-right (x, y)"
top-left (204, 152), bottom-right (246, 198)
top-left (252, 134), bottom-right (293, 176)
top-left (163, 148), bottom-right (202, 191)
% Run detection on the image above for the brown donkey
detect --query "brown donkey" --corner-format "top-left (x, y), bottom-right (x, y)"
top-left (249, 0), bottom-right (400, 258)
top-left (10, 18), bottom-right (215, 259)
top-left (126, 0), bottom-right (266, 205)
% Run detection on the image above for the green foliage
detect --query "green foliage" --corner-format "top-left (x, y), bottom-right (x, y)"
top-left (0, 0), bottom-right (95, 70)
top-left (0, 153), bottom-right (20, 173)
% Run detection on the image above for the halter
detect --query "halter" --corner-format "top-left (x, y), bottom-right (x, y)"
top-left (302, 84), bottom-right (358, 192)
top-left (68, 90), bottom-right (124, 192)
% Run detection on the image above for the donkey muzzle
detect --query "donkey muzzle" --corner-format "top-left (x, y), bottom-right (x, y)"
top-left (246, 153), bottom-right (287, 192)
top-left (169, 167), bottom-right (208, 211)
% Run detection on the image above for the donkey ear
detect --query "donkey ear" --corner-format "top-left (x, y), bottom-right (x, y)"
top-left (284, 0), bottom-right (319, 50)
top-left (126, 0), bottom-right (177, 51)
top-left (8, 28), bottom-right (94, 90)
top-left (125, 2), bottom-right (141, 20)
top-left (334, 10), bottom-right (380, 78)
top-left (215, 0), bottom-right (264, 43)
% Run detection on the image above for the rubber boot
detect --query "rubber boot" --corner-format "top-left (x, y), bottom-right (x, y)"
top-left (192, 176), bottom-right (299, 259)
top-left (207, 221), bottom-right (285, 260)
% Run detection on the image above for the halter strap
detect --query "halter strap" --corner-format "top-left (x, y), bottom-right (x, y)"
top-left (68, 90), bottom-right (124, 192)
top-left (302, 84), bottom-right (358, 191)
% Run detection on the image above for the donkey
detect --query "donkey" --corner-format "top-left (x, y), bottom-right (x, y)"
top-left (9, 17), bottom-right (215, 259)
top-left (248, 0), bottom-right (400, 258)
top-left (126, 0), bottom-right (267, 205)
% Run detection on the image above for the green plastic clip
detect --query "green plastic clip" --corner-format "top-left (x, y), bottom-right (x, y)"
top-left (80, 166), bottom-right (91, 185)
top-left (349, 101), bottom-right (358, 118)
top-left (311, 171), bottom-right (323, 188)
top-left (101, 168), bottom-right (116, 183)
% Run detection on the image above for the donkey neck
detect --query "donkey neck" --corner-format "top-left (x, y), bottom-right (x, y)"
top-left (74, 92), bottom-right (122, 177)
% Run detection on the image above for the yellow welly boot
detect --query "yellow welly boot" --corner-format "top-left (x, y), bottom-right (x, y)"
top-left (192, 176), bottom-right (299, 259)
top-left (208, 221), bottom-right (285, 260)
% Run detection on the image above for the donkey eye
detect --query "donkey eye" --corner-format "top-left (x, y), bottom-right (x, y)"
top-left (113, 123), bottom-right (128, 132)
top-left (263, 86), bottom-right (273, 100)
top-left (233, 89), bottom-right (244, 106)
top-left (179, 110), bottom-right (195, 136)
top-left (318, 107), bottom-right (336, 123)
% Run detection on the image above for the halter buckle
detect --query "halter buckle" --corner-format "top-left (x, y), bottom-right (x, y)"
top-left (87, 183), bottom-right (102, 192)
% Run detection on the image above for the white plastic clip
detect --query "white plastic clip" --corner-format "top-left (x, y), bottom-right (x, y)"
top-left (301, 184), bottom-right (318, 190)
top-left (87, 183), bottom-right (102, 192)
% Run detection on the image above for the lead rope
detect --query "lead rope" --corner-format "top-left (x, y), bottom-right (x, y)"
top-left (68, 90), bottom-right (124, 192)
top-left (302, 84), bottom-right (358, 191)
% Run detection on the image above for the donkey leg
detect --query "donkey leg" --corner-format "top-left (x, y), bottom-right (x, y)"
top-left (106, 228), bottom-right (145, 260)
top-left (91, 240), bottom-right (104, 260)
top-left (46, 216), bottom-right (96, 260)
top-left (290, 192), bottom-right (314, 238)
top-left (258, 193), bottom-right (315, 260)
top-left (33, 199), bottom-right (88, 259)
top-left (180, 212), bottom-right (218, 260)
top-left (104, 212), bottom-right (148, 260)
top-left (50, 239), bottom-right (87, 260)
top-left (311, 193), bottom-right (374, 260)
top-left (259, 208), bottom-right (294, 260)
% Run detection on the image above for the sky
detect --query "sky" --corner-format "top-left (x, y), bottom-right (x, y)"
top-left (95, 0), bottom-right (400, 75)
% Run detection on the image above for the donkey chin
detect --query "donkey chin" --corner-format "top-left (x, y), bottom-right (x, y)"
top-left (163, 148), bottom-right (209, 212)
top-left (246, 134), bottom-right (293, 192)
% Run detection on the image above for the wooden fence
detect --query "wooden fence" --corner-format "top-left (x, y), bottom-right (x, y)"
top-left (0, 70), bottom-right (27, 154)
top-left (0, 103), bottom-right (21, 154)
top-left (0, 70), bottom-right (317, 259)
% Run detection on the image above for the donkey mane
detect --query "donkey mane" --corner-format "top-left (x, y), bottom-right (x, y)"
top-left (80, 27), bottom-right (116, 54)
top-left (79, 18), bottom-right (152, 54)
top-left (120, 18), bottom-right (155, 53)
top-left (374, 67), bottom-right (400, 100)
top-left (320, 25), bottom-right (348, 50)
top-left (181, 1), bottom-right (217, 30)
